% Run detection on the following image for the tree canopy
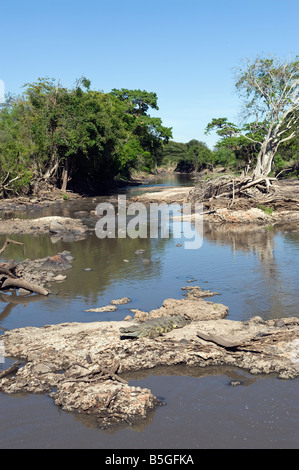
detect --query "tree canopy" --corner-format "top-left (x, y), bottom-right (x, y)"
top-left (0, 80), bottom-right (172, 196)
top-left (206, 55), bottom-right (299, 179)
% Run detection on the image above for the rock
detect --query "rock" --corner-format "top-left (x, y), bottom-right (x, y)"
top-left (18, 288), bottom-right (31, 295)
top-left (182, 285), bottom-right (221, 298)
top-left (133, 187), bottom-right (190, 204)
top-left (124, 315), bottom-right (133, 321)
top-left (84, 305), bottom-right (118, 312)
top-left (110, 297), bottom-right (131, 305)
top-left (130, 309), bottom-right (149, 322)
top-left (15, 251), bottom-right (74, 288)
top-left (41, 253), bottom-right (73, 271)
top-left (53, 274), bottom-right (67, 281)
top-left (0, 216), bottom-right (87, 239)
top-left (73, 211), bottom-right (89, 218)
top-left (149, 297), bottom-right (228, 322)
top-left (2, 287), bottom-right (299, 428)
top-left (229, 381), bottom-right (241, 387)
top-left (49, 220), bottom-right (64, 232)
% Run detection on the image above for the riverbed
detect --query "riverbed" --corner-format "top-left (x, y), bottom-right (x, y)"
top-left (1, 174), bottom-right (299, 449)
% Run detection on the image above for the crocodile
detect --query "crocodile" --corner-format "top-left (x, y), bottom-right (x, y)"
top-left (120, 315), bottom-right (189, 339)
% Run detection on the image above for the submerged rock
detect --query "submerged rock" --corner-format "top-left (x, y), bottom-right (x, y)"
top-left (84, 305), bottom-right (118, 313)
top-left (110, 297), bottom-right (131, 305)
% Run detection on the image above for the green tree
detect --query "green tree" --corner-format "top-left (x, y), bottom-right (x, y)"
top-left (110, 88), bottom-right (172, 171)
top-left (0, 80), bottom-right (172, 196)
top-left (235, 56), bottom-right (299, 178)
top-left (205, 56), bottom-right (299, 180)
top-left (175, 140), bottom-right (213, 172)
top-left (205, 117), bottom-right (264, 172)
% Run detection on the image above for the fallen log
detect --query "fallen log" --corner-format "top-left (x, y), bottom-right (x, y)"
top-left (0, 361), bottom-right (20, 379)
top-left (0, 240), bottom-right (50, 295)
top-left (0, 277), bottom-right (49, 296)
top-left (213, 177), bottom-right (276, 200)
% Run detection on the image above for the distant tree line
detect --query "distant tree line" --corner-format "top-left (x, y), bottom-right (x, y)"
top-left (1, 56), bottom-right (298, 199)
top-left (164, 56), bottom-right (299, 180)
top-left (162, 125), bottom-right (299, 177)
top-left (0, 78), bottom-right (172, 197)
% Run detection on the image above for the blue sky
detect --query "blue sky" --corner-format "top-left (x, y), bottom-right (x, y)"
top-left (1, 0), bottom-right (298, 148)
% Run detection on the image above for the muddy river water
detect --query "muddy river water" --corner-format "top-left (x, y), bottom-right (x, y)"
top-left (1, 174), bottom-right (299, 449)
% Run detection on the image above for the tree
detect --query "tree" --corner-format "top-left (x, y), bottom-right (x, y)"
top-left (111, 88), bottom-right (172, 171)
top-left (205, 117), bottom-right (264, 173)
top-left (111, 88), bottom-right (159, 117)
top-left (0, 80), bottom-right (172, 196)
top-left (235, 55), bottom-right (299, 179)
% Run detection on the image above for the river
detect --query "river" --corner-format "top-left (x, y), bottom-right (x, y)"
top-left (1, 174), bottom-right (299, 449)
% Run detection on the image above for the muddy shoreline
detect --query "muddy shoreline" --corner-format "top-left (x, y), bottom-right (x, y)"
top-left (1, 179), bottom-right (299, 236)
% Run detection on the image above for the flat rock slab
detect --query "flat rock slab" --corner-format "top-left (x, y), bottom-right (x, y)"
top-left (0, 216), bottom-right (87, 239)
top-left (1, 290), bottom-right (299, 428)
top-left (132, 186), bottom-right (191, 204)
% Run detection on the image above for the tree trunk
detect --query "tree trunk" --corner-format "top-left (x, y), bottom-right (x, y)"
top-left (61, 158), bottom-right (72, 192)
top-left (252, 134), bottom-right (277, 179)
top-left (61, 167), bottom-right (68, 192)
top-left (252, 150), bottom-right (276, 179)
top-left (43, 158), bottom-right (59, 181)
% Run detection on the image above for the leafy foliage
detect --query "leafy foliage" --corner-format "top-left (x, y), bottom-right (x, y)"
top-left (0, 79), bottom-right (172, 196)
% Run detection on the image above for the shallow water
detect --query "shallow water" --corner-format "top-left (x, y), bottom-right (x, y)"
top-left (1, 175), bottom-right (299, 449)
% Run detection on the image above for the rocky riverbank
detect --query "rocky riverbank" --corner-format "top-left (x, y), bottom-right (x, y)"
top-left (1, 285), bottom-right (299, 429)
top-left (131, 183), bottom-right (299, 227)
top-left (0, 216), bottom-right (88, 241)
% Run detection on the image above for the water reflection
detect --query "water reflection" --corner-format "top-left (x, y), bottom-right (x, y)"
top-left (1, 182), bottom-right (299, 327)
top-left (0, 292), bottom-right (46, 324)
top-left (1, 178), bottom-right (299, 448)
top-left (1, 217), bottom-right (299, 328)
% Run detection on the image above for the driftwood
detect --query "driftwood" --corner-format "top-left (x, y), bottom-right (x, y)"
top-left (0, 238), bottom-right (49, 296)
top-left (0, 277), bottom-right (49, 296)
top-left (0, 361), bottom-right (21, 379)
top-left (0, 238), bottom-right (24, 255)
top-left (66, 359), bottom-right (128, 385)
top-left (213, 177), bottom-right (276, 199)
top-left (188, 175), bottom-right (299, 212)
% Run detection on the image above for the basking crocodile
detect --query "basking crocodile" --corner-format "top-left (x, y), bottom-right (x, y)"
top-left (120, 315), bottom-right (188, 339)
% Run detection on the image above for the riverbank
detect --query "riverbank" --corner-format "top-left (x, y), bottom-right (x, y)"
top-left (130, 179), bottom-right (299, 227)
top-left (1, 174), bottom-right (299, 434)
top-left (1, 284), bottom-right (299, 428)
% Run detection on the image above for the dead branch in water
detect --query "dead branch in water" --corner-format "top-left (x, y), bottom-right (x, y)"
top-left (0, 361), bottom-right (21, 379)
top-left (0, 238), bottom-right (24, 255)
top-left (0, 239), bottom-right (49, 295)
top-left (0, 277), bottom-right (49, 296)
